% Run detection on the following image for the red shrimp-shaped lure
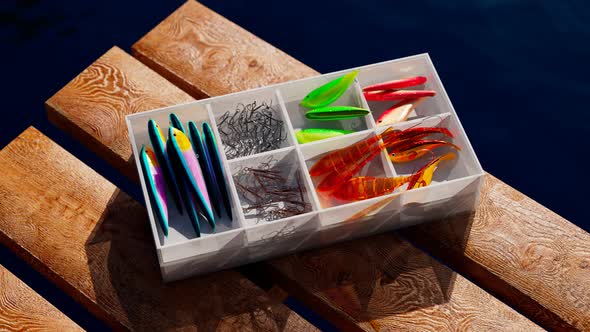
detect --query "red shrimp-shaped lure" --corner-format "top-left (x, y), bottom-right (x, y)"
top-left (391, 127), bottom-right (453, 141)
top-left (317, 146), bottom-right (383, 193)
top-left (309, 127), bottom-right (396, 177)
top-left (332, 175), bottom-right (412, 201)
top-left (389, 140), bottom-right (461, 163)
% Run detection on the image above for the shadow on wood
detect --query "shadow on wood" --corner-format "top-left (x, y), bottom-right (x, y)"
top-left (85, 189), bottom-right (313, 331)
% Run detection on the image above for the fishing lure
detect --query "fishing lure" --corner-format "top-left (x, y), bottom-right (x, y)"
top-left (169, 127), bottom-right (215, 228)
top-left (305, 106), bottom-right (369, 120)
top-left (317, 146), bottom-right (383, 193)
top-left (139, 145), bottom-right (169, 236)
top-left (389, 140), bottom-right (461, 163)
top-left (407, 152), bottom-right (456, 189)
top-left (390, 127), bottom-right (454, 144)
top-left (167, 139), bottom-right (201, 236)
top-left (147, 119), bottom-right (183, 213)
top-left (362, 76), bottom-right (427, 92)
top-left (169, 113), bottom-right (186, 133)
top-left (300, 70), bottom-right (358, 108)
top-left (203, 122), bottom-right (233, 221)
top-left (375, 98), bottom-right (426, 126)
top-left (344, 195), bottom-right (400, 221)
top-left (332, 175), bottom-right (412, 201)
top-left (364, 89), bottom-right (436, 101)
top-left (309, 127), bottom-right (396, 177)
top-left (295, 128), bottom-right (354, 144)
top-left (188, 121), bottom-right (223, 218)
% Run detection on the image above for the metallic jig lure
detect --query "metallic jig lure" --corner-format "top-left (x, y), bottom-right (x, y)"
top-left (169, 127), bottom-right (215, 228)
top-left (203, 122), bottom-right (233, 221)
top-left (139, 145), bottom-right (169, 236)
top-left (147, 119), bottom-right (183, 213)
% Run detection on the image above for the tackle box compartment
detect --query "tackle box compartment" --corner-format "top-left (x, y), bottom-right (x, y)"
top-left (127, 53), bottom-right (484, 282)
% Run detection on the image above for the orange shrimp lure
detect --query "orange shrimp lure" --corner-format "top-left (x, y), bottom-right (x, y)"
top-left (407, 152), bottom-right (456, 189)
top-left (309, 127), bottom-right (396, 177)
top-left (332, 175), bottom-right (412, 201)
top-left (317, 146), bottom-right (383, 193)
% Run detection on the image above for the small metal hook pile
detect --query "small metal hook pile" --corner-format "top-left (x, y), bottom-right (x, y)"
top-left (217, 100), bottom-right (287, 159)
top-left (234, 156), bottom-right (311, 222)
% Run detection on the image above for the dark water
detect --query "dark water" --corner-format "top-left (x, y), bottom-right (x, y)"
top-left (1, 0), bottom-right (589, 330)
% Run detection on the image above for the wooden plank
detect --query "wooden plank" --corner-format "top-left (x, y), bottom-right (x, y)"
top-left (47, 24), bottom-right (540, 332)
top-left (131, 1), bottom-right (316, 99)
top-left (400, 174), bottom-right (590, 331)
top-left (129, 2), bottom-right (590, 329)
top-left (0, 127), bottom-right (318, 332)
top-left (0, 264), bottom-right (83, 331)
top-left (46, 46), bottom-right (194, 179)
top-left (268, 234), bottom-right (541, 331)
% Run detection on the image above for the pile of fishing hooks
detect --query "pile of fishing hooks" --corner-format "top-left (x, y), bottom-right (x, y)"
top-left (217, 100), bottom-right (287, 159)
top-left (233, 156), bottom-right (311, 222)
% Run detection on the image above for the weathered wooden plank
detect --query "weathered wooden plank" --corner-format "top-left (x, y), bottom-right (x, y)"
top-left (0, 264), bottom-right (83, 332)
top-left (46, 46), bottom-right (194, 179)
top-left (132, 1), bottom-right (316, 99)
top-left (48, 28), bottom-right (540, 332)
top-left (400, 174), bottom-right (590, 331)
top-left (129, 2), bottom-right (590, 329)
top-left (268, 234), bottom-right (541, 331)
top-left (0, 127), bottom-right (317, 332)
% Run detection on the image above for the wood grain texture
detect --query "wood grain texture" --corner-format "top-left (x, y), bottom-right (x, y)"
top-left (400, 174), bottom-right (590, 330)
top-left (269, 234), bottom-right (542, 332)
top-left (130, 5), bottom-right (590, 329)
top-left (0, 264), bottom-right (82, 332)
top-left (48, 42), bottom-right (539, 332)
top-left (0, 127), bottom-right (317, 332)
top-left (41, 44), bottom-right (537, 330)
top-left (132, 1), bottom-right (317, 99)
top-left (45, 46), bottom-right (194, 179)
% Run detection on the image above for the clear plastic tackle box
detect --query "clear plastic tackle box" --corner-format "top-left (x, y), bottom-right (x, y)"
top-left (127, 53), bottom-right (484, 282)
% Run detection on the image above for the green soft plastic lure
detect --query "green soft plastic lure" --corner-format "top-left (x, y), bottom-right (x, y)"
top-left (305, 106), bottom-right (369, 121)
top-left (300, 70), bottom-right (358, 108)
top-left (295, 128), bottom-right (354, 144)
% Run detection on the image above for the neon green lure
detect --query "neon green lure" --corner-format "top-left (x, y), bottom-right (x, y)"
top-left (295, 128), bottom-right (354, 144)
top-left (305, 106), bottom-right (369, 121)
top-left (300, 70), bottom-right (359, 108)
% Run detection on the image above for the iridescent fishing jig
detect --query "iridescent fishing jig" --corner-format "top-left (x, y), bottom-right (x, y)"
top-left (169, 127), bottom-right (215, 229)
top-left (169, 113), bottom-right (186, 133)
top-left (148, 119), bottom-right (183, 213)
top-left (203, 122), bottom-right (233, 220)
top-left (139, 145), bottom-right (169, 236)
top-left (188, 121), bottom-right (222, 218)
top-left (300, 70), bottom-right (358, 108)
